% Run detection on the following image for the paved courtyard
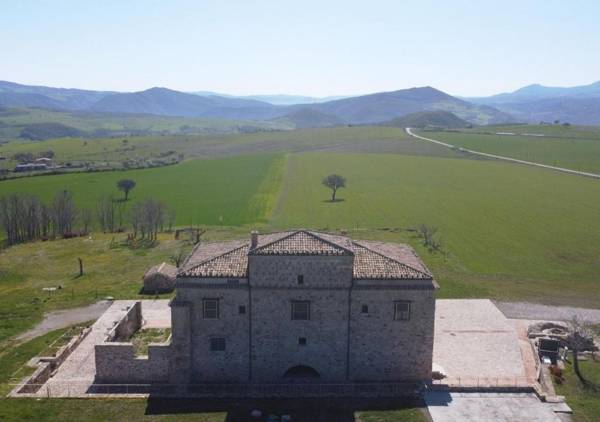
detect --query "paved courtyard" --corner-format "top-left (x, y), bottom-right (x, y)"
top-left (32, 299), bottom-right (170, 397)
top-left (426, 392), bottom-right (562, 422)
top-left (23, 298), bottom-right (536, 397)
top-left (433, 299), bottom-right (532, 387)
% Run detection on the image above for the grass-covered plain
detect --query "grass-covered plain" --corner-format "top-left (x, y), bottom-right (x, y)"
top-left (419, 125), bottom-right (600, 173)
top-left (272, 153), bottom-right (600, 306)
top-left (0, 153), bottom-right (285, 226)
top-left (0, 126), bottom-right (457, 171)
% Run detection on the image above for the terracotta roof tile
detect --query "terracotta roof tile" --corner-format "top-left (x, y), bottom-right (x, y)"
top-left (178, 230), bottom-right (433, 281)
top-left (249, 230), bottom-right (353, 256)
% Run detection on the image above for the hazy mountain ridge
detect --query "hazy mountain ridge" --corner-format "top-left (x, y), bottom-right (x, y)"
top-left (467, 80), bottom-right (600, 124)
top-left (0, 81), bottom-right (514, 126)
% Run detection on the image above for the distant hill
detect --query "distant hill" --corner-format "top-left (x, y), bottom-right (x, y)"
top-left (298, 87), bottom-right (513, 125)
top-left (19, 122), bottom-right (85, 140)
top-left (272, 108), bottom-right (344, 129)
top-left (468, 81), bottom-right (600, 125)
top-left (191, 91), bottom-right (348, 105)
top-left (0, 80), bottom-right (113, 110)
top-left (0, 81), bottom-right (514, 126)
top-left (379, 110), bottom-right (471, 129)
top-left (90, 87), bottom-right (281, 119)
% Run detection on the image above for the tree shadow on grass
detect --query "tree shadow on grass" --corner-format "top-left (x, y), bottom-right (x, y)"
top-left (321, 198), bottom-right (346, 203)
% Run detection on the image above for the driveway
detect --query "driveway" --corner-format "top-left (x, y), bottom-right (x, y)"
top-left (426, 392), bottom-right (562, 422)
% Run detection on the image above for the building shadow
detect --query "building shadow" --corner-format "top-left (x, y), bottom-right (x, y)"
top-left (144, 397), bottom-right (425, 422)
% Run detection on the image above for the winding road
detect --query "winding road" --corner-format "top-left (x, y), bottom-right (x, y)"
top-left (405, 127), bottom-right (600, 179)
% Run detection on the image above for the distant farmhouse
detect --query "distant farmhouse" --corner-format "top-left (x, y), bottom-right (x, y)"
top-left (96, 230), bottom-right (437, 390)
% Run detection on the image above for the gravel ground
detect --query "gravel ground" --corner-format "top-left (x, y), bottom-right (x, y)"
top-left (15, 300), bottom-right (113, 343)
top-left (495, 301), bottom-right (600, 323)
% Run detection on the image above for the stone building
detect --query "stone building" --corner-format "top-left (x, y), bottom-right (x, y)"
top-left (142, 262), bottom-right (177, 293)
top-left (169, 229), bottom-right (437, 385)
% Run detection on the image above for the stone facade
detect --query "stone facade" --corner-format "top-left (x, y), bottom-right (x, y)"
top-left (169, 230), bottom-right (437, 386)
top-left (95, 230), bottom-right (437, 391)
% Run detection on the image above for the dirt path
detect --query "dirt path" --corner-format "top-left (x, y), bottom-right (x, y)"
top-left (15, 300), bottom-right (113, 344)
top-left (495, 301), bottom-right (600, 323)
top-left (405, 127), bottom-right (600, 179)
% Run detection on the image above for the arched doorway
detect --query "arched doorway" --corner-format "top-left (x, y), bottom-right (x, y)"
top-left (283, 365), bottom-right (321, 381)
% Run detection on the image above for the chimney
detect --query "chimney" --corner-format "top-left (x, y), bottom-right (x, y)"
top-left (250, 230), bottom-right (259, 249)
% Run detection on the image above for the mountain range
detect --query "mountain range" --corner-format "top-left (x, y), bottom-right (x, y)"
top-left (466, 80), bottom-right (600, 125)
top-left (1, 79), bottom-right (600, 127)
top-left (0, 81), bottom-right (512, 127)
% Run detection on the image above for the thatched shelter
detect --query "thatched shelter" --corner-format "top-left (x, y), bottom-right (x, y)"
top-left (143, 262), bottom-right (177, 293)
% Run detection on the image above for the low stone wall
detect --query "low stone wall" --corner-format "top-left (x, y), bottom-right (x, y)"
top-left (108, 301), bottom-right (142, 341)
top-left (94, 340), bottom-right (171, 383)
top-left (16, 326), bottom-right (91, 394)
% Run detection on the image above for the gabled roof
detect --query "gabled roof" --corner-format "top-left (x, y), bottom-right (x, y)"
top-left (352, 242), bottom-right (431, 279)
top-left (181, 245), bottom-right (249, 278)
top-left (177, 230), bottom-right (433, 281)
top-left (248, 230), bottom-right (354, 256)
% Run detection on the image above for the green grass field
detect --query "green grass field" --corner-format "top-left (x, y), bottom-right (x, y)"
top-left (0, 153), bottom-right (285, 226)
top-left (1, 124), bottom-right (600, 420)
top-left (271, 153), bottom-right (600, 305)
top-left (0, 126), bottom-right (457, 172)
top-left (419, 125), bottom-right (600, 173)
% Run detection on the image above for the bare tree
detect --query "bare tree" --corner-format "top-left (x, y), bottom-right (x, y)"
top-left (117, 179), bottom-right (136, 201)
top-left (129, 198), bottom-right (170, 242)
top-left (322, 174), bottom-right (346, 201)
top-left (79, 208), bottom-right (93, 234)
top-left (97, 196), bottom-right (116, 233)
top-left (51, 190), bottom-right (76, 236)
top-left (170, 246), bottom-right (186, 267)
top-left (568, 317), bottom-right (595, 383)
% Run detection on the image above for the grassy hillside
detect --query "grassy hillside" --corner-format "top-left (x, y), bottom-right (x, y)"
top-left (0, 154), bottom-right (285, 226)
top-left (271, 153), bottom-right (600, 306)
top-left (0, 107), bottom-right (288, 142)
top-left (380, 110), bottom-right (470, 129)
top-left (419, 125), bottom-right (600, 173)
top-left (0, 126), bottom-right (459, 172)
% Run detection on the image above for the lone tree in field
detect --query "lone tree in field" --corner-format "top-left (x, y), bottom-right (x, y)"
top-left (322, 174), bottom-right (346, 202)
top-left (117, 179), bottom-right (136, 201)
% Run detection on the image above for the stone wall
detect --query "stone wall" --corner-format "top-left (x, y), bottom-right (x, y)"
top-left (95, 301), bottom-right (170, 384)
top-left (107, 301), bottom-right (142, 341)
top-left (249, 255), bottom-right (352, 383)
top-left (94, 341), bottom-right (171, 383)
top-left (349, 284), bottom-right (436, 382)
top-left (16, 327), bottom-right (91, 394)
top-left (174, 281), bottom-right (250, 383)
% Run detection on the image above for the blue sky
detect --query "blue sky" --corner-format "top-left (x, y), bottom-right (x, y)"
top-left (1, 0), bottom-right (599, 97)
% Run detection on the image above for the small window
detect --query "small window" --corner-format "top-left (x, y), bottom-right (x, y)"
top-left (210, 337), bottom-right (226, 351)
top-left (361, 304), bottom-right (369, 314)
top-left (291, 301), bottom-right (310, 320)
top-left (203, 299), bottom-right (219, 319)
top-left (298, 337), bottom-right (307, 346)
top-left (238, 305), bottom-right (246, 315)
top-left (394, 301), bottom-right (411, 321)
top-left (297, 275), bottom-right (304, 285)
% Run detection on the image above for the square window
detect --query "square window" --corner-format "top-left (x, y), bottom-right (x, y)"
top-left (210, 337), bottom-right (226, 351)
top-left (203, 299), bottom-right (219, 319)
top-left (394, 301), bottom-right (411, 321)
top-left (361, 304), bottom-right (369, 314)
top-left (291, 301), bottom-right (310, 320)
top-left (238, 305), bottom-right (246, 315)
top-left (297, 275), bottom-right (304, 285)
top-left (298, 337), bottom-right (307, 346)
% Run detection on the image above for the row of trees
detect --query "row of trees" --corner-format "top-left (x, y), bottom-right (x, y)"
top-left (0, 191), bottom-right (82, 246)
top-left (0, 190), bottom-right (174, 247)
